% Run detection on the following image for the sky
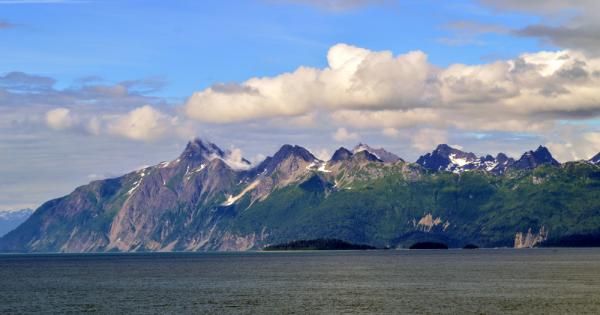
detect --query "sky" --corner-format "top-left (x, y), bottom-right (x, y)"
top-left (2, 0), bottom-right (600, 210)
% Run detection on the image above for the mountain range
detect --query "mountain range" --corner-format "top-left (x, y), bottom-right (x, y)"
top-left (0, 209), bottom-right (34, 237)
top-left (2, 139), bottom-right (600, 252)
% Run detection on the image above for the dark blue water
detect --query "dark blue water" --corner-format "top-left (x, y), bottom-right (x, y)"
top-left (1, 249), bottom-right (600, 314)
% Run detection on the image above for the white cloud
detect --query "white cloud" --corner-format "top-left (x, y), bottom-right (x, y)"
top-left (546, 130), bottom-right (600, 162)
top-left (44, 105), bottom-right (188, 142)
top-left (332, 127), bottom-right (359, 142)
top-left (411, 129), bottom-right (448, 151)
top-left (185, 44), bottom-right (434, 123)
top-left (185, 43), bottom-right (600, 133)
top-left (312, 148), bottom-right (332, 161)
top-left (221, 147), bottom-right (252, 170)
top-left (106, 105), bottom-right (173, 141)
top-left (46, 108), bottom-right (76, 130)
top-left (382, 127), bottom-right (399, 138)
top-left (331, 109), bottom-right (441, 129)
top-left (181, 42), bottom-right (600, 158)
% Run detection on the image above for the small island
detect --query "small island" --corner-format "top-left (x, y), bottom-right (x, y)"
top-left (263, 238), bottom-right (377, 251)
top-left (409, 242), bottom-right (449, 249)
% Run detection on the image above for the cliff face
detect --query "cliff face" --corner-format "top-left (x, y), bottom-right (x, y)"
top-left (2, 140), bottom-right (600, 252)
top-left (514, 227), bottom-right (548, 248)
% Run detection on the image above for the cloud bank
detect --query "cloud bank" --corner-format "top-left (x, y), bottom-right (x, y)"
top-left (32, 42), bottom-right (600, 161)
top-left (185, 43), bottom-right (600, 133)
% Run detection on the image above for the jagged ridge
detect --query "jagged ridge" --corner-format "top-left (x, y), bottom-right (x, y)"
top-left (2, 139), bottom-right (600, 253)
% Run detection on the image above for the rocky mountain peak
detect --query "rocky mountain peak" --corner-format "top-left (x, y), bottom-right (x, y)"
top-left (253, 144), bottom-right (316, 176)
top-left (352, 143), bottom-right (402, 163)
top-left (590, 152), bottom-right (600, 164)
top-left (513, 146), bottom-right (559, 170)
top-left (273, 144), bottom-right (315, 163)
top-left (495, 153), bottom-right (510, 163)
top-left (417, 145), bottom-right (517, 174)
top-left (180, 138), bottom-right (225, 162)
top-left (435, 144), bottom-right (478, 160)
top-left (416, 144), bottom-right (478, 171)
top-left (330, 147), bottom-right (354, 163)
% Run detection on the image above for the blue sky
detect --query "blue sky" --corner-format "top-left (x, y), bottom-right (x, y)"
top-left (2, 0), bottom-right (600, 210)
top-left (1, 0), bottom-right (546, 97)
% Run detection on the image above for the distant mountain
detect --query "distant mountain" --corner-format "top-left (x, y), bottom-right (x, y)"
top-left (513, 146), bottom-right (559, 170)
top-left (416, 144), bottom-right (514, 174)
top-left (330, 147), bottom-right (354, 163)
top-left (589, 152), bottom-right (600, 165)
top-left (352, 143), bottom-right (403, 163)
top-left (0, 209), bottom-right (33, 237)
top-left (2, 139), bottom-right (600, 253)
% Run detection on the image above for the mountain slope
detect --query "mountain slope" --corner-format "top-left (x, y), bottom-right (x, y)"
top-left (2, 140), bottom-right (600, 252)
top-left (416, 144), bottom-right (515, 174)
top-left (0, 209), bottom-right (33, 237)
top-left (352, 143), bottom-right (403, 163)
top-left (591, 152), bottom-right (600, 165)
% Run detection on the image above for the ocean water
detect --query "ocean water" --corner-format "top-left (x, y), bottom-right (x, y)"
top-left (1, 249), bottom-right (600, 314)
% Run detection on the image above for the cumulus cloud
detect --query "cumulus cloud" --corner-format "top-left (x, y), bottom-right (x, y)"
top-left (106, 105), bottom-right (174, 141)
top-left (186, 44), bottom-right (434, 123)
top-left (44, 105), bottom-right (187, 142)
top-left (546, 128), bottom-right (600, 162)
top-left (2, 70), bottom-right (185, 142)
top-left (332, 127), bottom-right (359, 142)
top-left (331, 109), bottom-right (441, 129)
top-left (46, 108), bottom-right (76, 130)
top-left (411, 129), bottom-right (448, 151)
top-left (185, 43), bottom-right (600, 138)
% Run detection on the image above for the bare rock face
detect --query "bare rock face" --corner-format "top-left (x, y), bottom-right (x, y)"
top-left (514, 227), bottom-right (548, 248)
top-left (0, 140), bottom-right (327, 252)
top-left (0, 139), bottom-right (246, 252)
top-left (105, 139), bottom-right (244, 252)
top-left (413, 213), bottom-right (450, 232)
top-left (352, 143), bottom-right (403, 163)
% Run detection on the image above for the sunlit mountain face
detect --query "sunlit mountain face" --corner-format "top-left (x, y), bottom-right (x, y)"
top-left (2, 139), bottom-right (600, 252)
